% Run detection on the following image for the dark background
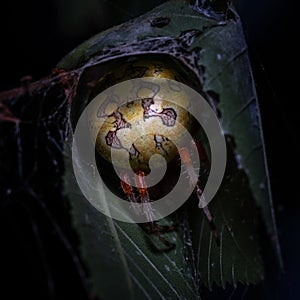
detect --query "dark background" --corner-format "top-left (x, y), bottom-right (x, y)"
top-left (0, 0), bottom-right (298, 299)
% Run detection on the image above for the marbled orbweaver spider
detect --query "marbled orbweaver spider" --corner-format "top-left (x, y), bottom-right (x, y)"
top-left (87, 55), bottom-right (219, 250)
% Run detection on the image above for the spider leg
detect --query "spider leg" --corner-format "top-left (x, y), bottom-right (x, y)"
top-left (195, 186), bottom-right (220, 246)
top-left (179, 146), bottom-right (220, 246)
top-left (193, 138), bottom-right (210, 170)
top-left (135, 171), bottom-right (155, 222)
top-left (135, 171), bottom-right (176, 250)
top-left (120, 173), bottom-right (136, 202)
top-left (120, 173), bottom-right (140, 215)
top-left (120, 171), bottom-right (156, 222)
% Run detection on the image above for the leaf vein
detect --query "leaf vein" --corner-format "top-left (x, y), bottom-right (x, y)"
top-left (115, 223), bottom-right (182, 299)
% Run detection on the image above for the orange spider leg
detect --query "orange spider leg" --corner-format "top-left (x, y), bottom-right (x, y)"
top-left (135, 171), bottom-right (176, 250)
top-left (120, 173), bottom-right (138, 204)
top-left (135, 171), bottom-right (154, 222)
top-left (179, 146), bottom-right (220, 245)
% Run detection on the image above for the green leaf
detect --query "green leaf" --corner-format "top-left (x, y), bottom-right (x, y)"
top-left (188, 10), bottom-right (282, 287)
top-left (64, 147), bottom-right (197, 299)
top-left (61, 0), bottom-right (281, 297)
top-left (188, 155), bottom-right (264, 289)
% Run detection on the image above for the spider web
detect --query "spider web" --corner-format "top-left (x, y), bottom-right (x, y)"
top-left (0, 72), bottom-right (92, 299)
